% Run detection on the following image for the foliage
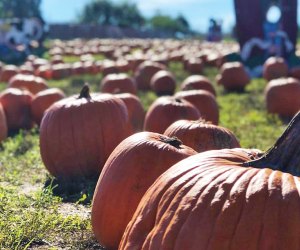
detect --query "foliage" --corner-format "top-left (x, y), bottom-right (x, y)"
top-left (0, 0), bottom-right (42, 19)
top-left (78, 0), bottom-right (144, 29)
top-left (77, 0), bottom-right (192, 35)
top-left (148, 12), bottom-right (191, 35)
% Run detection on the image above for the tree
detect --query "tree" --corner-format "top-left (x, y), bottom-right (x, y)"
top-left (149, 12), bottom-right (192, 35)
top-left (0, 0), bottom-right (42, 19)
top-left (78, 0), bottom-right (144, 28)
top-left (78, 0), bottom-right (113, 25)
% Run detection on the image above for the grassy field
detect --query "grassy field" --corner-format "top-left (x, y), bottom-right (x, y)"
top-left (0, 53), bottom-right (287, 249)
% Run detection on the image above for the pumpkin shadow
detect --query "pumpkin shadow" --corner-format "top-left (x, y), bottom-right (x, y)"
top-left (44, 175), bottom-right (99, 204)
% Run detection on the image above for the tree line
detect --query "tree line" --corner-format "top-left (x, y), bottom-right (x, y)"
top-left (0, 0), bottom-right (193, 36)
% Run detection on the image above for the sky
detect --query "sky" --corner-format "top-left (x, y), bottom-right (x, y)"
top-left (41, 0), bottom-right (236, 33)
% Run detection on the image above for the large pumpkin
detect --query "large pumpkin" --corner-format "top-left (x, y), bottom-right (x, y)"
top-left (0, 88), bottom-right (33, 131)
top-left (120, 111), bottom-right (300, 250)
top-left (265, 77), bottom-right (300, 118)
top-left (144, 96), bottom-right (201, 134)
top-left (39, 85), bottom-right (131, 179)
top-left (31, 88), bottom-right (66, 125)
top-left (92, 132), bottom-right (197, 250)
top-left (8, 74), bottom-right (48, 94)
top-left (174, 90), bottom-right (219, 125)
top-left (164, 119), bottom-right (240, 152)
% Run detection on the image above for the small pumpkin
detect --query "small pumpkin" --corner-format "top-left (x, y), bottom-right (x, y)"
top-left (92, 132), bottom-right (197, 249)
top-left (150, 70), bottom-right (176, 96)
top-left (175, 90), bottom-right (219, 125)
top-left (181, 75), bottom-right (216, 96)
top-left (0, 65), bottom-right (19, 82)
top-left (185, 58), bottom-right (204, 74)
top-left (31, 88), bottom-right (66, 125)
top-left (0, 88), bottom-right (33, 132)
top-left (101, 73), bottom-right (137, 95)
top-left (265, 77), bottom-right (300, 118)
top-left (164, 119), bottom-right (240, 152)
top-left (263, 56), bottom-right (288, 81)
top-left (39, 85), bottom-right (132, 179)
top-left (216, 62), bottom-right (250, 91)
top-left (114, 93), bottom-right (145, 132)
top-left (134, 61), bottom-right (166, 91)
top-left (120, 111), bottom-right (300, 250)
top-left (144, 96), bottom-right (201, 134)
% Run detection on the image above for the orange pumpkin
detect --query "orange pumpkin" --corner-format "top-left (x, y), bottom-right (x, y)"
top-left (39, 85), bottom-right (132, 179)
top-left (134, 61), bottom-right (166, 91)
top-left (114, 93), bottom-right (145, 132)
top-left (0, 65), bottom-right (19, 82)
top-left (120, 112), bottom-right (300, 250)
top-left (101, 73), bottom-right (137, 95)
top-left (175, 90), bottom-right (219, 125)
top-left (185, 58), bottom-right (204, 74)
top-left (181, 75), bottom-right (216, 96)
top-left (0, 88), bottom-right (33, 131)
top-left (92, 132), bottom-right (197, 249)
top-left (265, 77), bottom-right (300, 118)
top-left (31, 88), bottom-right (66, 125)
top-left (150, 70), bottom-right (176, 96)
top-left (216, 62), bottom-right (250, 91)
top-left (144, 96), bottom-right (201, 134)
top-left (164, 119), bottom-right (240, 152)
top-left (263, 56), bottom-right (288, 81)
top-left (8, 74), bottom-right (48, 94)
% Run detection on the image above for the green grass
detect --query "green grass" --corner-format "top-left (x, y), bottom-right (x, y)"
top-left (0, 51), bottom-right (288, 249)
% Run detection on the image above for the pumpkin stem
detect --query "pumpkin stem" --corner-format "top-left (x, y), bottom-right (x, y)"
top-left (78, 84), bottom-right (91, 99)
top-left (243, 111), bottom-right (300, 176)
top-left (159, 136), bottom-right (183, 149)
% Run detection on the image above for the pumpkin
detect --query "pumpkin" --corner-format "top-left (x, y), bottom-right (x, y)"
top-left (120, 111), bottom-right (300, 250)
top-left (150, 70), bottom-right (176, 96)
top-left (265, 77), bottom-right (300, 118)
top-left (164, 119), bottom-right (240, 152)
top-left (134, 61), bottom-right (166, 90)
top-left (101, 73), bottom-right (137, 95)
top-left (181, 75), bottom-right (216, 96)
top-left (39, 85), bottom-right (132, 179)
top-left (35, 65), bottom-right (53, 80)
top-left (72, 62), bottom-right (85, 75)
top-left (289, 66), bottom-right (300, 80)
top-left (185, 58), bottom-right (204, 74)
top-left (8, 74), bottom-right (48, 94)
top-left (0, 88), bottom-right (33, 132)
top-left (216, 62), bottom-right (250, 91)
top-left (175, 90), bottom-right (219, 125)
top-left (31, 88), bottom-right (66, 125)
top-left (263, 56), bottom-right (288, 81)
top-left (144, 96), bottom-right (201, 134)
top-left (102, 61), bottom-right (119, 76)
top-left (114, 93), bottom-right (145, 132)
top-left (0, 65), bottom-right (19, 82)
top-left (91, 132), bottom-right (197, 250)
top-left (0, 103), bottom-right (7, 142)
